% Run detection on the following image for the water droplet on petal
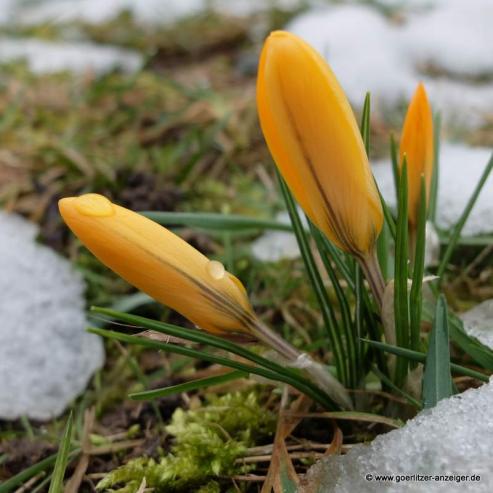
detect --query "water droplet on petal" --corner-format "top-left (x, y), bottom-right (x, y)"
top-left (207, 260), bottom-right (225, 280)
top-left (74, 194), bottom-right (114, 217)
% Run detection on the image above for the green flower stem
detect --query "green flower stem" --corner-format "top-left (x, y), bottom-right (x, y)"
top-left (250, 319), bottom-right (353, 410)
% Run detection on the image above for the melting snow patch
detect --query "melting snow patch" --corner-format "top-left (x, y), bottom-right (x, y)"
top-left (304, 378), bottom-right (493, 492)
top-left (287, 1), bottom-right (493, 128)
top-left (461, 300), bottom-right (493, 351)
top-left (402, 0), bottom-right (493, 79)
top-left (0, 38), bottom-right (142, 75)
top-left (373, 143), bottom-right (493, 236)
top-left (288, 5), bottom-right (413, 108)
top-left (0, 212), bottom-right (104, 420)
top-left (251, 211), bottom-right (307, 262)
top-left (10, 0), bottom-right (325, 26)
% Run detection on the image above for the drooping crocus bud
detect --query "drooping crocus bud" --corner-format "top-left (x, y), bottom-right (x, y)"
top-left (256, 31), bottom-right (383, 260)
top-left (60, 193), bottom-right (353, 409)
top-left (59, 194), bottom-right (256, 339)
top-left (399, 83), bottom-right (434, 227)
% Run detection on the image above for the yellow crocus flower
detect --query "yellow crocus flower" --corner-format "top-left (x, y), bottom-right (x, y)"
top-left (59, 193), bottom-right (256, 340)
top-left (256, 31), bottom-right (383, 260)
top-left (59, 193), bottom-right (353, 409)
top-left (399, 82), bottom-right (434, 227)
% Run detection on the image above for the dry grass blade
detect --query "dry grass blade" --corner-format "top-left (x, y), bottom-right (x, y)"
top-left (135, 477), bottom-right (147, 493)
top-left (13, 472), bottom-right (46, 493)
top-left (136, 329), bottom-right (190, 345)
top-left (261, 388), bottom-right (303, 493)
top-left (286, 411), bottom-right (402, 429)
top-left (325, 421), bottom-right (343, 456)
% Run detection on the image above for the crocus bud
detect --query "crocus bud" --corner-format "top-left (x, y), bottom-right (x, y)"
top-left (399, 83), bottom-right (434, 227)
top-left (257, 31), bottom-right (383, 260)
top-left (59, 194), bottom-right (255, 339)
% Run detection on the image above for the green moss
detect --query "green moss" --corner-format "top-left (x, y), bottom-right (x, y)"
top-left (96, 391), bottom-right (275, 492)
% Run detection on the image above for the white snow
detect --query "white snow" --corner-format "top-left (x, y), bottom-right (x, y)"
top-left (288, 1), bottom-right (493, 129)
top-left (251, 212), bottom-right (299, 262)
top-left (0, 212), bottom-right (104, 420)
top-left (288, 6), bottom-right (413, 109)
top-left (250, 211), bottom-right (311, 262)
top-left (251, 229), bottom-right (300, 262)
top-left (373, 143), bottom-right (493, 236)
top-left (4, 0), bottom-right (324, 26)
top-left (16, 0), bottom-right (204, 26)
top-left (0, 38), bottom-right (142, 75)
top-left (304, 378), bottom-right (493, 492)
top-left (461, 300), bottom-right (493, 351)
top-left (377, 0), bottom-right (456, 9)
top-left (401, 0), bottom-right (493, 78)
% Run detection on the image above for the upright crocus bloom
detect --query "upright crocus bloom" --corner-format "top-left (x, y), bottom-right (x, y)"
top-left (257, 31), bottom-right (383, 261)
top-left (399, 83), bottom-right (433, 227)
top-left (59, 194), bottom-right (256, 339)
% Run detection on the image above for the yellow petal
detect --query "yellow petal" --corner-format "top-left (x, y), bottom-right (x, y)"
top-left (257, 31), bottom-right (383, 258)
top-left (59, 194), bottom-right (255, 337)
top-left (399, 82), bottom-right (434, 227)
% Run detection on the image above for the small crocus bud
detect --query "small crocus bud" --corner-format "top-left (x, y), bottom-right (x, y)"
top-left (256, 31), bottom-right (383, 260)
top-left (399, 83), bottom-right (434, 227)
top-left (59, 194), bottom-right (256, 339)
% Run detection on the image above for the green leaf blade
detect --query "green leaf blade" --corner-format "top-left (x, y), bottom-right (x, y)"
top-left (140, 211), bottom-right (292, 233)
top-left (277, 173), bottom-right (348, 387)
top-left (130, 371), bottom-right (247, 400)
top-left (422, 295), bottom-right (453, 408)
top-left (410, 176), bottom-right (427, 354)
top-left (394, 158), bottom-right (410, 384)
top-left (48, 411), bottom-right (73, 493)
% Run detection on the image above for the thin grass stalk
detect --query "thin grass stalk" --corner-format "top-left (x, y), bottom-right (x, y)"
top-left (48, 411), bottom-right (73, 493)
top-left (359, 92), bottom-right (387, 310)
top-left (363, 339), bottom-right (489, 382)
top-left (409, 177), bottom-right (427, 358)
top-left (390, 134), bottom-right (400, 200)
top-left (374, 184), bottom-right (397, 241)
top-left (360, 92), bottom-right (371, 156)
top-left (316, 234), bottom-right (355, 290)
top-left (394, 159), bottom-right (410, 384)
top-left (377, 220), bottom-right (391, 281)
top-left (92, 307), bottom-right (351, 409)
top-left (89, 326), bottom-right (337, 409)
top-left (428, 112), bottom-right (441, 224)
top-left (437, 152), bottom-right (493, 283)
top-left (311, 224), bottom-right (358, 388)
top-left (353, 262), bottom-right (364, 378)
top-left (361, 94), bottom-right (396, 243)
top-left (371, 366), bottom-right (422, 409)
top-left (130, 371), bottom-right (247, 400)
top-left (277, 173), bottom-right (349, 387)
top-left (91, 307), bottom-right (319, 392)
top-left (141, 211), bottom-right (293, 233)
